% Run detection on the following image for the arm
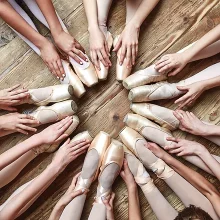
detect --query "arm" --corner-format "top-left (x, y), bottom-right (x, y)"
top-left (120, 160), bottom-right (141, 220)
top-left (35, 0), bottom-right (86, 64)
top-left (82, 0), bottom-right (111, 69)
top-left (164, 137), bottom-right (220, 181)
top-left (155, 24), bottom-right (220, 76)
top-left (147, 143), bottom-right (220, 217)
top-left (0, 117), bottom-right (72, 170)
top-left (113, 0), bottom-right (160, 66)
top-left (0, 139), bottom-right (90, 220)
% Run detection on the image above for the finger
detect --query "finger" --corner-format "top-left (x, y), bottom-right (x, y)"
top-left (175, 93), bottom-right (190, 104)
top-left (1, 106), bottom-right (17, 111)
top-left (73, 146), bottom-right (89, 158)
top-left (57, 116), bottom-right (71, 128)
top-left (74, 40), bottom-right (85, 54)
top-left (11, 93), bottom-right (30, 101)
top-left (177, 151), bottom-right (186, 157)
top-left (97, 50), bottom-right (108, 67)
top-left (173, 111), bottom-right (183, 121)
top-left (120, 170), bottom-right (125, 179)
top-left (70, 141), bottom-right (90, 151)
top-left (169, 148), bottom-right (182, 154)
top-left (164, 144), bottom-right (178, 150)
top-left (154, 60), bottom-right (171, 71)
top-left (104, 41), bottom-right (110, 56)
top-left (71, 144), bottom-right (90, 154)
top-left (62, 138), bottom-right (71, 147)
top-left (16, 128), bottom-right (28, 135)
top-left (20, 118), bottom-right (39, 125)
top-left (131, 45), bottom-right (136, 65)
top-left (119, 45), bottom-right (126, 65)
top-left (57, 59), bottom-right (65, 78)
top-left (58, 119), bottom-right (73, 134)
top-left (53, 61), bottom-right (62, 79)
top-left (176, 86), bottom-right (189, 92)
top-left (100, 47), bottom-right (111, 66)
top-left (166, 136), bottom-right (180, 143)
top-left (102, 197), bottom-right (112, 210)
top-left (71, 172), bottom-right (81, 186)
top-left (69, 139), bottom-right (87, 146)
top-left (125, 46), bottom-right (131, 68)
top-left (155, 56), bottom-right (169, 66)
top-left (72, 49), bottom-right (87, 62)
top-left (55, 133), bottom-right (68, 142)
top-left (177, 98), bottom-right (192, 110)
top-left (92, 51), bottom-right (100, 70)
top-left (68, 51), bottom-right (83, 65)
top-left (17, 124), bottom-right (37, 132)
top-left (135, 44), bottom-right (138, 58)
top-left (7, 84), bottom-right (21, 92)
top-left (110, 192), bottom-right (115, 204)
top-left (48, 63), bottom-right (57, 78)
top-left (113, 37), bottom-right (122, 52)
top-left (71, 189), bottom-right (85, 199)
top-left (157, 62), bottom-right (173, 73)
top-left (10, 88), bottom-right (28, 96)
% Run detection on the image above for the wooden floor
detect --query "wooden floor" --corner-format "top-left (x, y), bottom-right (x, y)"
top-left (0, 0), bottom-right (220, 219)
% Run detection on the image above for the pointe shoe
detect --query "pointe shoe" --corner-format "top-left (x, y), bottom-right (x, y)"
top-left (74, 131), bottom-right (110, 191)
top-left (26, 84), bottom-right (74, 106)
top-left (61, 60), bottom-right (86, 98)
top-left (26, 100), bottom-right (77, 125)
top-left (119, 126), bottom-right (146, 158)
top-left (128, 81), bottom-right (182, 102)
top-left (123, 65), bottom-right (167, 90)
top-left (96, 31), bottom-right (113, 80)
top-left (32, 115), bottom-right (79, 155)
top-left (69, 54), bottom-right (98, 87)
top-left (114, 35), bottom-right (132, 82)
top-left (123, 146), bottom-right (155, 193)
top-left (130, 103), bottom-right (179, 131)
top-left (94, 139), bottom-right (124, 203)
top-left (70, 131), bottom-right (93, 143)
top-left (124, 113), bottom-right (173, 147)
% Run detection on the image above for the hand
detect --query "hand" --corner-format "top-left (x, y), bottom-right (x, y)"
top-left (53, 30), bottom-right (87, 64)
top-left (120, 159), bottom-right (137, 191)
top-left (52, 138), bottom-right (90, 172)
top-left (154, 53), bottom-right (189, 76)
top-left (145, 142), bottom-right (166, 160)
top-left (57, 173), bottom-right (88, 207)
top-left (173, 110), bottom-right (209, 136)
top-left (175, 81), bottom-right (205, 109)
top-left (113, 22), bottom-right (139, 68)
top-left (89, 27), bottom-right (111, 70)
top-left (0, 85), bottom-right (29, 111)
top-left (164, 137), bottom-right (207, 157)
top-left (38, 116), bottom-right (73, 144)
top-left (0, 113), bottom-right (39, 135)
top-left (39, 40), bottom-right (65, 80)
top-left (102, 192), bottom-right (115, 220)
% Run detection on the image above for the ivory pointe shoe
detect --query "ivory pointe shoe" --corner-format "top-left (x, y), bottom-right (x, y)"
top-left (32, 115), bottom-right (79, 155)
top-left (61, 60), bottom-right (86, 98)
top-left (128, 81), bottom-right (183, 102)
top-left (114, 35), bottom-right (132, 82)
top-left (69, 53), bottom-right (98, 87)
top-left (95, 31), bottom-right (113, 80)
top-left (70, 131), bottom-right (93, 143)
top-left (130, 103), bottom-right (179, 131)
top-left (94, 139), bottom-right (124, 204)
top-left (25, 84), bottom-right (74, 106)
top-left (119, 126), bottom-right (146, 159)
top-left (74, 131), bottom-right (110, 192)
top-left (124, 113), bottom-right (173, 148)
top-left (123, 65), bottom-right (167, 90)
top-left (123, 146), bottom-right (156, 193)
top-left (25, 100), bottom-right (78, 125)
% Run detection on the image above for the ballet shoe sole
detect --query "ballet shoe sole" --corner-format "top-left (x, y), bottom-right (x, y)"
top-left (71, 101), bottom-right (78, 113)
top-left (68, 85), bottom-right (74, 96)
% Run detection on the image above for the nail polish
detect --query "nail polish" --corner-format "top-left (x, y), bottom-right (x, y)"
top-left (80, 61), bottom-right (83, 65)
top-left (62, 74), bottom-right (65, 77)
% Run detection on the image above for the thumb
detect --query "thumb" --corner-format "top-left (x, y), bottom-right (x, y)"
top-left (176, 85), bottom-right (189, 91)
top-left (113, 37), bottom-right (122, 52)
top-left (71, 189), bottom-right (87, 199)
top-left (120, 170), bottom-right (125, 179)
top-left (102, 197), bottom-right (111, 210)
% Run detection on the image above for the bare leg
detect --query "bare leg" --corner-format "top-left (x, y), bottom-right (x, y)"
top-left (125, 153), bottom-right (178, 220)
top-left (134, 141), bottom-right (218, 219)
top-left (126, 0), bottom-right (143, 24)
top-left (96, 0), bottom-right (113, 35)
top-left (0, 151), bottom-right (36, 188)
top-left (60, 149), bottom-right (99, 220)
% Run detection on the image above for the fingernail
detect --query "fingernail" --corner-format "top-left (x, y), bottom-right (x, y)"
top-left (57, 76), bottom-right (60, 79)
top-left (101, 196), bottom-right (106, 201)
top-left (80, 61), bottom-right (83, 65)
top-left (86, 59), bottom-right (88, 62)
top-left (62, 74), bottom-right (65, 77)
top-left (81, 189), bottom-right (85, 193)
top-left (119, 62), bottom-right (122, 65)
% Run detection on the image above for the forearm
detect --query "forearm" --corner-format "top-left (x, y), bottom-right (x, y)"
top-left (83, 0), bottom-right (99, 32)
top-left (0, 0), bottom-right (46, 48)
top-left (35, 0), bottom-right (63, 36)
top-left (198, 150), bottom-right (220, 181)
top-left (163, 153), bottom-right (219, 199)
top-left (49, 202), bottom-right (65, 220)
top-left (183, 24), bottom-right (220, 62)
top-left (0, 134), bottom-right (43, 170)
top-left (128, 186), bottom-right (141, 220)
top-left (0, 163), bottom-right (60, 220)
top-left (129, 0), bottom-right (160, 28)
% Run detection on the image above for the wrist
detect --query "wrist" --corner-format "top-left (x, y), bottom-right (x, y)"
top-left (128, 184), bottom-right (138, 193)
top-left (51, 26), bottom-right (64, 39)
top-left (88, 24), bottom-right (100, 33)
top-left (37, 37), bottom-right (50, 50)
top-left (48, 161), bottom-right (64, 175)
top-left (196, 146), bottom-right (208, 157)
